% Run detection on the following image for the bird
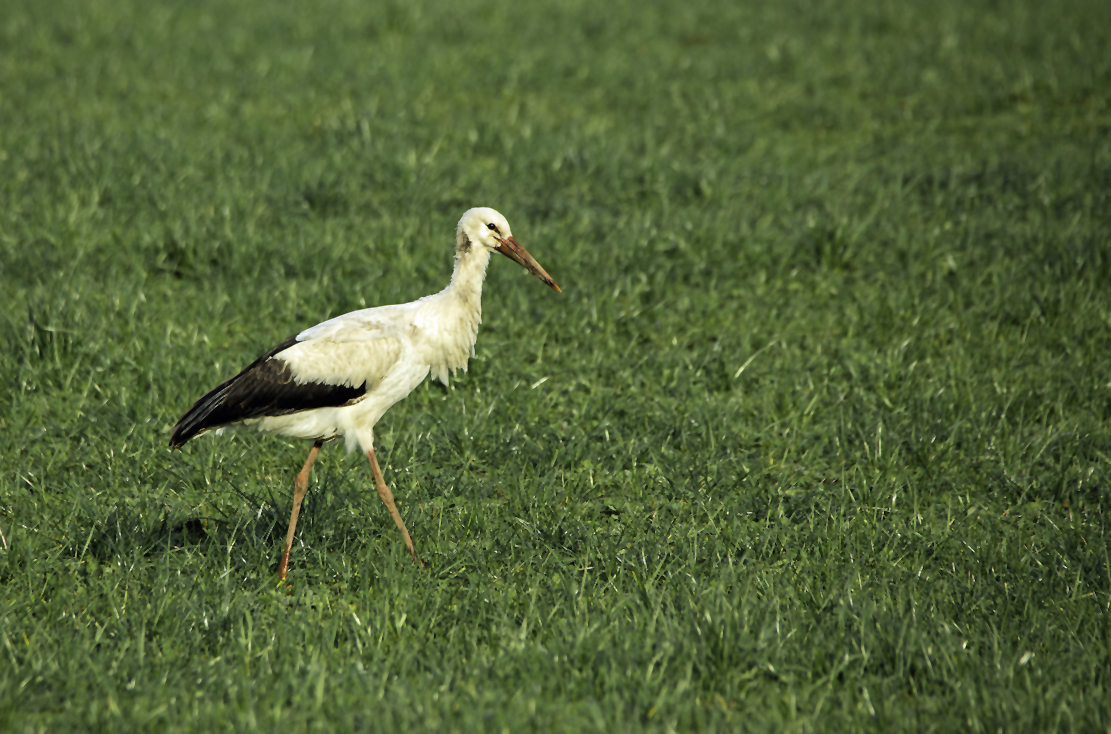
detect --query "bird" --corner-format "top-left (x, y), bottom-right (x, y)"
top-left (170, 207), bottom-right (560, 578)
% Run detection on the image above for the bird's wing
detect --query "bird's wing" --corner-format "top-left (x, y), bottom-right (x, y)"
top-left (170, 315), bottom-right (408, 448)
top-left (277, 327), bottom-right (405, 393)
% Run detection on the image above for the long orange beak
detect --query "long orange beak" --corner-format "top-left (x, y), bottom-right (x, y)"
top-left (495, 237), bottom-right (561, 292)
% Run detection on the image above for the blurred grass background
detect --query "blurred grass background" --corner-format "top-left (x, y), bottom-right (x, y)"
top-left (1, 0), bottom-right (1110, 730)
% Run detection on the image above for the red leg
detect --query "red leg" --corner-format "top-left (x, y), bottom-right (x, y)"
top-left (279, 439), bottom-right (324, 579)
top-left (366, 447), bottom-right (424, 568)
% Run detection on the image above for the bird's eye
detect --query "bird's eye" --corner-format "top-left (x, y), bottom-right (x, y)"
top-left (486, 223), bottom-right (500, 234)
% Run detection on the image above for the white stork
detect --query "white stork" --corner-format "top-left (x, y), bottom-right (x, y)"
top-left (170, 207), bottom-right (560, 578)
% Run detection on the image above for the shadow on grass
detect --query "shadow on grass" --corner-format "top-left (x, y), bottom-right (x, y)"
top-left (76, 509), bottom-right (280, 566)
top-left (64, 474), bottom-right (406, 580)
top-left (70, 483), bottom-right (292, 572)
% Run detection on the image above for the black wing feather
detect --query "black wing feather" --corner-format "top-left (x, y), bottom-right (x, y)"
top-left (170, 336), bottom-right (366, 448)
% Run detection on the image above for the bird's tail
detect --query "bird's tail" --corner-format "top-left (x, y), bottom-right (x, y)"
top-left (169, 379), bottom-right (236, 448)
top-left (170, 334), bottom-right (337, 449)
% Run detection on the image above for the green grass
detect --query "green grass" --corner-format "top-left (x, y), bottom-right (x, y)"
top-left (2, 0), bottom-right (1110, 730)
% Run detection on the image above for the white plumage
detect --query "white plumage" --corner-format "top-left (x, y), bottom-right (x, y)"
top-left (171, 207), bottom-right (560, 577)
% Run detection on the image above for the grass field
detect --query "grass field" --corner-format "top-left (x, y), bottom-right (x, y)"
top-left (2, 0), bottom-right (1111, 730)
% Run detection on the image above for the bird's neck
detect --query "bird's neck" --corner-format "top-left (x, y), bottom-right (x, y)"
top-left (418, 242), bottom-right (489, 353)
top-left (444, 241), bottom-right (492, 316)
top-left (413, 242), bottom-right (491, 382)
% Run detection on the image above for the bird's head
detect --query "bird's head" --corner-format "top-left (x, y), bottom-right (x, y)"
top-left (457, 207), bottom-right (561, 292)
